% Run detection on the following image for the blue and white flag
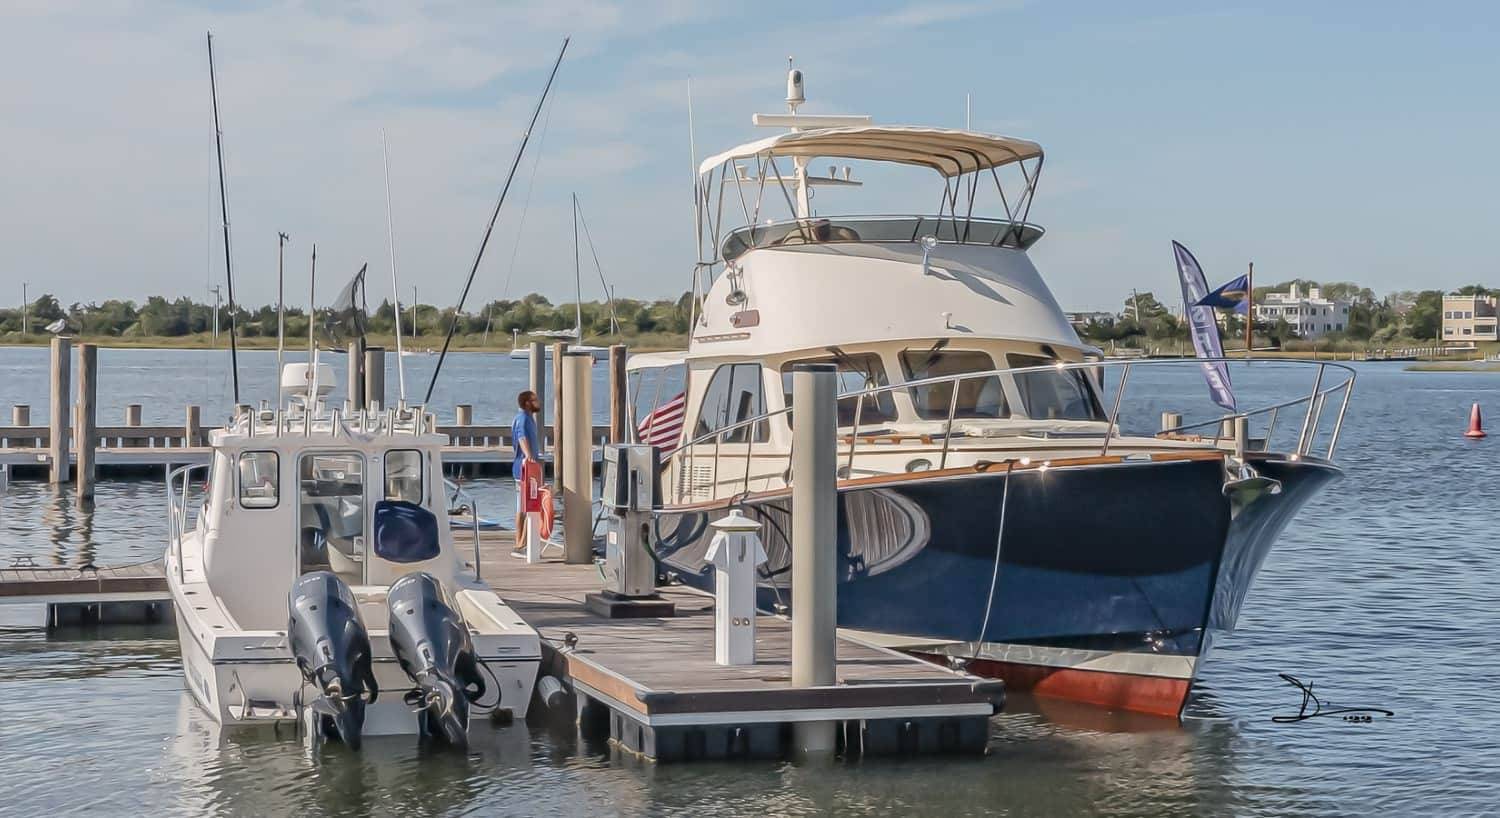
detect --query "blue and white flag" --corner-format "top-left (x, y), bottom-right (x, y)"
top-left (1172, 241), bottom-right (1237, 412)
top-left (1196, 274), bottom-right (1250, 314)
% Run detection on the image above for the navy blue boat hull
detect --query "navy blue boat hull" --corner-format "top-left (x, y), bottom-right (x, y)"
top-left (654, 453), bottom-right (1338, 716)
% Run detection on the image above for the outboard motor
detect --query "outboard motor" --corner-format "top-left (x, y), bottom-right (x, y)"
top-left (386, 572), bottom-right (487, 749)
top-left (288, 571), bottom-right (379, 749)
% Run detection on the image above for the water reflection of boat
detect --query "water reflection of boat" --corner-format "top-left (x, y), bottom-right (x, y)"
top-left (633, 66), bottom-right (1356, 718)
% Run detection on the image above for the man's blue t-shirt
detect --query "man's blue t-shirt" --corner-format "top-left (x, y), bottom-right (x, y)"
top-left (512, 411), bottom-right (539, 478)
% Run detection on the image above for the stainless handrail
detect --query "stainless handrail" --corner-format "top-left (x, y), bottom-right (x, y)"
top-left (665, 357), bottom-right (1357, 500)
top-left (165, 462), bottom-right (209, 583)
top-left (444, 478), bottom-right (483, 581)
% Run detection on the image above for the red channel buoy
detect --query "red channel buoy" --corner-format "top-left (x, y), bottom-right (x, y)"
top-left (1466, 402), bottom-right (1487, 438)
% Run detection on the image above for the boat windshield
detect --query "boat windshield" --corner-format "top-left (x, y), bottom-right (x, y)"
top-left (1007, 354), bottom-right (1106, 421)
top-left (721, 216), bottom-right (1043, 263)
top-left (900, 348), bottom-right (1009, 420)
top-left (780, 352), bottom-right (897, 426)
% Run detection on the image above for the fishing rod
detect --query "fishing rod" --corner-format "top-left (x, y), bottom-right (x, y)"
top-left (277, 232), bottom-right (288, 384)
top-left (380, 129), bottom-right (407, 404)
top-left (423, 37), bottom-right (570, 404)
top-left (206, 32), bottom-right (241, 403)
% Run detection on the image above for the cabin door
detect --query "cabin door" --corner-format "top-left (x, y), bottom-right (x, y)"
top-left (298, 452), bottom-right (368, 585)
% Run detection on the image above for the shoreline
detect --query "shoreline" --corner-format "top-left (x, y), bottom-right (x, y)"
top-left (0, 332), bottom-right (690, 354)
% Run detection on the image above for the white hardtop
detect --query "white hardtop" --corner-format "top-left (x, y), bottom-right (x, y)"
top-left (698, 125), bottom-right (1043, 178)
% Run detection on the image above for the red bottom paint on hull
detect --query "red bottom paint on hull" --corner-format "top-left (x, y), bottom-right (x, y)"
top-left (911, 652), bottom-right (1190, 719)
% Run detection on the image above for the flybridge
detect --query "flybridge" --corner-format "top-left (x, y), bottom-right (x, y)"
top-left (690, 63), bottom-right (1047, 289)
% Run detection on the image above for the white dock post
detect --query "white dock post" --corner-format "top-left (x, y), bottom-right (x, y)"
top-left (706, 511), bottom-right (768, 666)
top-left (1234, 415), bottom-right (1249, 460)
top-left (1161, 411), bottom-right (1182, 433)
top-left (791, 362), bottom-right (838, 756)
top-left (76, 343), bottom-right (97, 499)
top-left (12, 405), bottom-right (30, 426)
top-left (529, 341), bottom-right (547, 454)
top-left (364, 346), bottom-right (385, 410)
top-left (561, 350), bottom-right (593, 565)
top-left (455, 404), bottom-right (473, 446)
top-left (48, 336), bottom-right (71, 484)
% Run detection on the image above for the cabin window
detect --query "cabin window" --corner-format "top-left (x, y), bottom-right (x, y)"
top-left (238, 451), bottom-right (279, 509)
top-left (1007, 354), bottom-right (1106, 421)
top-left (900, 349), bottom-right (1008, 419)
top-left (779, 353), bottom-right (897, 427)
top-left (298, 453), bottom-right (366, 584)
top-left (693, 364), bottom-right (768, 443)
top-left (385, 450), bottom-right (424, 504)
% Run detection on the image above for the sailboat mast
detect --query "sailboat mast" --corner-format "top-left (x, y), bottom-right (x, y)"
top-left (381, 129), bottom-right (407, 402)
top-left (206, 32), bottom-right (241, 403)
top-left (573, 192), bottom-right (582, 343)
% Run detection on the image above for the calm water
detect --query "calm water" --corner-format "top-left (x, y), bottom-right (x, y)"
top-left (1, 350), bottom-right (1497, 816)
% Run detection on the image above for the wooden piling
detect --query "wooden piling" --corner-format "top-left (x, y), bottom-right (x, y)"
top-left (609, 344), bottom-right (628, 443)
top-left (12, 405), bottom-right (30, 426)
top-left (561, 351), bottom-right (593, 564)
top-left (364, 346), bottom-right (385, 410)
top-left (529, 341), bottom-right (546, 453)
top-left (551, 341), bottom-right (568, 492)
top-left (347, 340), bottom-right (366, 411)
top-left (185, 405), bottom-right (202, 448)
top-left (48, 337), bottom-right (71, 484)
top-left (75, 344), bottom-right (97, 498)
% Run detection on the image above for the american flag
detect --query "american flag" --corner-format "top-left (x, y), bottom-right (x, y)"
top-left (636, 391), bottom-right (686, 448)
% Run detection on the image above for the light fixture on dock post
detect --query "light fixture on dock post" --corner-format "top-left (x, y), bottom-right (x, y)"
top-left (791, 362), bottom-right (838, 756)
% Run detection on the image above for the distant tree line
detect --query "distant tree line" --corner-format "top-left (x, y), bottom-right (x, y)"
top-left (0, 291), bottom-right (696, 343)
top-left (1078, 281), bottom-right (1481, 349)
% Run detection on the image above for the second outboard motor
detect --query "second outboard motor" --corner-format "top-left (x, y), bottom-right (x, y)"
top-left (289, 571), bottom-right (379, 749)
top-left (386, 572), bottom-right (487, 749)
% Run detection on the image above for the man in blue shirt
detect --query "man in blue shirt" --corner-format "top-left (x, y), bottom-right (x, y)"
top-left (512, 390), bottom-right (541, 553)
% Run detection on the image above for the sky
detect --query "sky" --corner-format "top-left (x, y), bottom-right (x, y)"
top-left (1, 0), bottom-right (1498, 313)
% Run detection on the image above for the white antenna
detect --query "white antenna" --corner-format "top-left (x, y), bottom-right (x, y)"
top-left (966, 93), bottom-right (971, 130)
top-left (687, 76), bottom-right (701, 333)
top-left (307, 244), bottom-right (317, 408)
top-left (572, 192), bottom-right (583, 342)
top-left (380, 129), bottom-right (407, 404)
top-left (276, 232), bottom-right (288, 385)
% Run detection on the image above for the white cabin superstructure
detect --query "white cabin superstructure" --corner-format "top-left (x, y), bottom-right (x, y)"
top-left (166, 377), bottom-right (540, 733)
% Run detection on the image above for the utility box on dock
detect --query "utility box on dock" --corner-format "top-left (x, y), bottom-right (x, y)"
top-left (587, 445), bottom-right (674, 618)
top-left (705, 511), bottom-right (767, 666)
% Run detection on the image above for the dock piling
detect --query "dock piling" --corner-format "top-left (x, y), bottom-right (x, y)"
top-left (528, 341), bottom-right (546, 454)
top-left (76, 344), bottom-right (97, 498)
top-left (1161, 411), bottom-right (1182, 434)
top-left (609, 344), bottom-right (628, 443)
top-left (561, 350), bottom-right (593, 564)
top-left (12, 405), bottom-right (30, 426)
top-left (790, 362), bottom-right (839, 756)
top-left (551, 341), bottom-right (567, 492)
top-left (185, 405), bottom-right (201, 448)
top-left (48, 337), bottom-right (71, 484)
top-left (364, 346), bottom-right (385, 410)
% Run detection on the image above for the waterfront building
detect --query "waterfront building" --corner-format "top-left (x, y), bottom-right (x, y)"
top-left (1252, 284), bottom-right (1350, 339)
top-left (1441, 294), bottom-right (1498, 344)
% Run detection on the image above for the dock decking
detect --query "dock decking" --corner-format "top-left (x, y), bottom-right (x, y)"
top-left (1, 532), bottom-right (1000, 760)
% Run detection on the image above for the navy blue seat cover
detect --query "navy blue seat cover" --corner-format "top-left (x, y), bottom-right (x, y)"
top-left (373, 500), bottom-right (441, 563)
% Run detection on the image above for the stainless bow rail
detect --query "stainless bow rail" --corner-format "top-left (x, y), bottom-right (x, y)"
top-left (663, 358), bottom-right (1356, 504)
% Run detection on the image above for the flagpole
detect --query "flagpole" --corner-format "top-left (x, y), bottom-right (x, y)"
top-left (1245, 261), bottom-right (1254, 358)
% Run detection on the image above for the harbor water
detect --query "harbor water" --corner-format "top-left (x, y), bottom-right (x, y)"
top-left (1, 349), bottom-right (1496, 815)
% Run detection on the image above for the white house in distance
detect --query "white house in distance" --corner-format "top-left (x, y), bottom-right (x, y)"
top-left (1441, 294), bottom-right (1498, 345)
top-left (1253, 283), bottom-right (1351, 339)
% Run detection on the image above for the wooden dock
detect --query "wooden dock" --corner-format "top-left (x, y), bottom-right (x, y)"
top-left (475, 534), bottom-right (1001, 762)
top-left (2, 531), bottom-right (1001, 761)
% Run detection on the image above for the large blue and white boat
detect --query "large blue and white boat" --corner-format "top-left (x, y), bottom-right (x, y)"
top-left (628, 66), bottom-right (1355, 717)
